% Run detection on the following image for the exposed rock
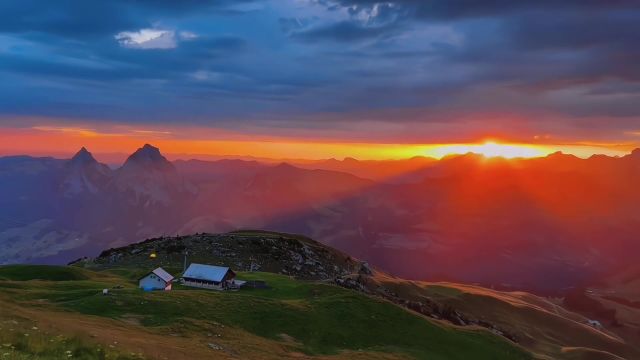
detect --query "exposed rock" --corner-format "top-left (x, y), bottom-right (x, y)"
top-left (207, 343), bottom-right (223, 350)
top-left (85, 231), bottom-right (361, 280)
top-left (359, 262), bottom-right (373, 275)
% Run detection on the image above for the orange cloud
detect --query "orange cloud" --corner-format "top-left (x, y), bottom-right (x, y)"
top-left (0, 122), bottom-right (635, 164)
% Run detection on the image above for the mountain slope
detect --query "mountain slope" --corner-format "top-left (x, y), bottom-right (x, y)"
top-left (0, 262), bottom-right (529, 360)
top-left (112, 144), bottom-right (195, 206)
top-left (2, 146), bottom-right (640, 295)
top-left (60, 147), bottom-right (112, 197)
top-left (292, 156), bottom-right (438, 183)
top-left (75, 231), bottom-right (638, 360)
top-left (360, 276), bottom-right (636, 360)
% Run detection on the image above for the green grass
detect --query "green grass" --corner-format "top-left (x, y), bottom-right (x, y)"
top-left (0, 265), bottom-right (89, 282)
top-left (0, 266), bottom-right (532, 360)
top-left (0, 316), bottom-right (142, 360)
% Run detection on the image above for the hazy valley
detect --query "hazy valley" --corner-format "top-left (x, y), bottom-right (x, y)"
top-left (2, 145), bottom-right (640, 296)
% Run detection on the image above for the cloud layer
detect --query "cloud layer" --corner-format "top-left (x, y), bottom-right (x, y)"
top-left (0, 0), bottom-right (639, 144)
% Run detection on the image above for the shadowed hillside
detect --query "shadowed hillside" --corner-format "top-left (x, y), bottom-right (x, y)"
top-left (2, 147), bottom-right (640, 294)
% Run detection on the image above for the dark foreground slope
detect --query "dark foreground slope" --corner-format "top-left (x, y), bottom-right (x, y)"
top-left (73, 231), bottom-right (638, 360)
top-left (0, 264), bottom-right (527, 360)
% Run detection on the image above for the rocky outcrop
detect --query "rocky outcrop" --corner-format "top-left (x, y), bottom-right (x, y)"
top-left (84, 231), bottom-right (361, 280)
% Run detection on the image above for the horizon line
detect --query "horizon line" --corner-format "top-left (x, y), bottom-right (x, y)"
top-left (1, 144), bottom-right (637, 166)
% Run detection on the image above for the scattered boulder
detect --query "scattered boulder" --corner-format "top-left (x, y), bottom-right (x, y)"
top-left (208, 343), bottom-right (223, 350)
top-left (359, 262), bottom-right (373, 275)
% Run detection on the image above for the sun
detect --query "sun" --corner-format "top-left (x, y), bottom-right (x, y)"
top-left (431, 141), bottom-right (552, 159)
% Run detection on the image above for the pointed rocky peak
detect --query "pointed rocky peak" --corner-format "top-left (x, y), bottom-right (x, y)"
top-left (122, 144), bottom-right (174, 171)
top-left (131, 144), bottom-right (163, 161)
top-left (62, 147), bottom-right (112, 196)
top-left (70, 147), bottom-right (97, 165)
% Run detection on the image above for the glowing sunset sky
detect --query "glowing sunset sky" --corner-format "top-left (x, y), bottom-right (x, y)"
top-left (1, 1), bottom-right (639, 161)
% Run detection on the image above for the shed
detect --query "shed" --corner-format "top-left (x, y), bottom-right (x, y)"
top-left (139, 267), bottom-right (174, 291)
top-left (182, 263), bottom-right (237, 290)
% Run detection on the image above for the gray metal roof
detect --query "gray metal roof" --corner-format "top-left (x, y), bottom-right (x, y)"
top-left (183, 263), bottom-right (231, 282)
top-left (151, 267), bottom-right (174, 282)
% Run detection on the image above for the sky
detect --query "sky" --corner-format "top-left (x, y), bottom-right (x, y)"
top-left (1, 0), bottom-right (639, 161)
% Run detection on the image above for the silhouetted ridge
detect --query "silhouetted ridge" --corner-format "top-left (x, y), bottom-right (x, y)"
top-left (272, 162), bottom-right (299, 172)
top-left (69, 147), bottom-right (97, 165)
top-left (122, 144), bottom-right (174, 171)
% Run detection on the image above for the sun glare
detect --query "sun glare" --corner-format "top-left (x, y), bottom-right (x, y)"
top-left (431, 142), bottom-right (552, 159)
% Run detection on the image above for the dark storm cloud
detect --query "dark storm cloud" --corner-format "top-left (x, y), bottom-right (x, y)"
top-left (292, 20), bottom-right (402, 42)
top-left (0, 0), bottom-right (136, 38)
top-left (0, 34), bottom-right (248, 82)
top-left (291, 1), bottom-right (409, 42)
top-left (0, 0), bottom-right (259, 38)
top-left (331, 0), bottom-right (640, 119)
top-left (326, 0), bottom-right (640, 20)
top-left (0, 0), bottom-right (639, 138)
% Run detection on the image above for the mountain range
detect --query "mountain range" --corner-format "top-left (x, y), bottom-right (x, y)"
top-left (1, 144), bottom-right (640, 294)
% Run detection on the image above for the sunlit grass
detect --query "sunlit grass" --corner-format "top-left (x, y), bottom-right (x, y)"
top-left (0, 265), bottom-right (531, 360)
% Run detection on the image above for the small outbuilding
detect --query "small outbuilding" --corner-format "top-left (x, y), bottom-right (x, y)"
top-left (139, 267), bottom-right (174, 291)
top-left (182, 263), bottom-right (238, 290)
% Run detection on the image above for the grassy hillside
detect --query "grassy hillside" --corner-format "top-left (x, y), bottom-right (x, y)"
top-left (367, 275), bottom-right (637, 360)
top-left (0, 265), bottom-right (89, 281)
top-left (562, 266), bottom-right (640, 357)
top-left (68, 230), bottom-right (640, 360)
top-left (0, 265), bottom-right (530, 360)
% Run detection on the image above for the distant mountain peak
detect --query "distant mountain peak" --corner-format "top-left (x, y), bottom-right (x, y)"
top-left (62, 147), bottom-right (111, 196)
top-left (137, 144), bottom-right (162, 158)
top-left (547, 151), bottom-right (579, 159)
top-left (273, 162), bottom-right (298, 171)
top-left (548, 151), bottom-right (564, 156)
top-left (70, 147), bottom-right (97, 165)
top-left (123, 144), bottom-right (173, 171)
top-left (630, 148), bottom-right (640, 158)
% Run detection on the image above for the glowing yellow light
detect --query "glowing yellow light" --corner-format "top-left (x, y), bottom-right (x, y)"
top-left (431, 141), bottom-right (553, 159)
top-left (149, 253), bottom-right (157, 259)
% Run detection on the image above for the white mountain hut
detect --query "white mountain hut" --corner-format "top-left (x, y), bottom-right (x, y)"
top-left (182, 263), bottom-right (243, 290)
top-left (139, 267), bottom-right (174, 291)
